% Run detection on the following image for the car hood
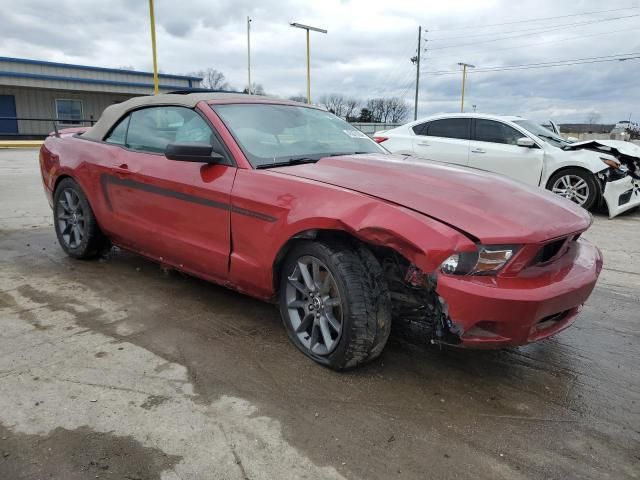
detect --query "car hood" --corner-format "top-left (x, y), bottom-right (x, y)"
top-left (563, 140), bottom-right (640, 179)
top-left (272, 154), bottom-right (591, 244)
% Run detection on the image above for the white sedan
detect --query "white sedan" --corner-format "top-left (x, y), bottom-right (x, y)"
top-left (375, 113), bottom-right (640, 218)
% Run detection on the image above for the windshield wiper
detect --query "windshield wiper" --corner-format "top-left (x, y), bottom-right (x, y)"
top-left (327, 151), bottom-right (370, 157)
top-left (256, 157), bottom-right (319, 169)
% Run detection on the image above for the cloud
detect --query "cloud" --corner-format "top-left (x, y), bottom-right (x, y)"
top-left (0, 0), bottom-right (638, 122)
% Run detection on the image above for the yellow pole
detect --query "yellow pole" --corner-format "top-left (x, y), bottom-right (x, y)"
top-left (306, 29), bottom-right (311, 104)
top-left (460, 64), bottom-right (466, 113)
top-left (148, 0), bottom-right (159, 95)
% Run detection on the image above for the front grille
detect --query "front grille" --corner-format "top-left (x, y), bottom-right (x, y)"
top-left (618, 189), bottom-right (633, 206)
top-left (537, 310), bottom-right (570, 324)
top-left (533, 238), bottom-right (566, 264)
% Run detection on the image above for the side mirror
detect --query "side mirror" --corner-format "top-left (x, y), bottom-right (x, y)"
top-left (516, 137), bottom-right (536, 148)
top-left (165, 142), bottom-right (224, 163)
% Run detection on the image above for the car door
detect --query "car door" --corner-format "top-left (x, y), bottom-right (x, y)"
top-left (411, 118), bottom-right (471, 166)
top-left (468, 118), bottom-right (544, 186)
top-left (101, 105), bottom-right (236, 282)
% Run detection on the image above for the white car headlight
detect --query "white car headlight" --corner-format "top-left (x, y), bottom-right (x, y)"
top-left (600, 156), bottom-right (621, 169)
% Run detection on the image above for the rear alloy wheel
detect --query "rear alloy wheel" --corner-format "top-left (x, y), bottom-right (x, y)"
top-left (53, 178), bottom-right (104, 259)
top-left (279, 240), bottom-right (392, 370)
top-left (547, 168), bottom-right (598, 210)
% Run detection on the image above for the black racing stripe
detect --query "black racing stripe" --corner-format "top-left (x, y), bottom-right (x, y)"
top-left (100, 173), bottom-right (276, 223)
top-left (231, 205), bottom-right (277, 223)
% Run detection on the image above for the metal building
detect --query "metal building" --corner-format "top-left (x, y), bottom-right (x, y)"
top-left (0, 56), bottom-right (202, 139)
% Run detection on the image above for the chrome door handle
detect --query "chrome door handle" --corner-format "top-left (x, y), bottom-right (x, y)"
top-left (471, 148), bottom-right (486, 153)
top-left (417, 141), bottom-right (430, 146)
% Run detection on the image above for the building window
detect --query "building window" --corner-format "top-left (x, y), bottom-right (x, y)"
top-left (55, 99), bottom-right (83, 125)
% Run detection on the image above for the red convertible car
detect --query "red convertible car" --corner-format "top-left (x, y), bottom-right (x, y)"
top-left (39, 93), bottom-right (603, 369)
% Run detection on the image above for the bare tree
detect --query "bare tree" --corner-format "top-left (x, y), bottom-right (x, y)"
top-left (387, 97), bottom-right (410, 123)
top-left (585, 112), bottom-right (601, 126)
top-left (191, 68), bottom-right (230, 90)
top-left (243, 83), bottom-right (266, 95)
top-left (319, 94), bottom-right (348, 117)
top-left (288, 95), bottom-right (307, 103)
top-left (344, 98), bottom-right (360, 121)
top-left (365, 98), bottom-right (385, 122)
top-left (364, 97), bottom-right (409, 123)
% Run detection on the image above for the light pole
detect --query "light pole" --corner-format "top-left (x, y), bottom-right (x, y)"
top-left (458, 62), bottom-right (475, 113)
top-left (290, 22), bottom-right (327, 104)
top-left (412, 26), bottom-right (422, 121)
top-left (247, 17), bottom-right (252, 95)
top-left (148, 0), bottom-right (159, 94)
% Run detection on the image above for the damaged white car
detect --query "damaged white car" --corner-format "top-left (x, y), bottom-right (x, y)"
top-left (375, 114), bottom-right (640, 218)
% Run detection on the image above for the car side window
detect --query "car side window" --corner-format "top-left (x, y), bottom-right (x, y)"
top-left (104, 115), bottom-right (130, 145)
top-left (126, 106), bottom-right (214, 153)
top-left (425, 119), bottom-right (470, 140)
top-left (474, 119), bottom-right (523, 145)
top-left (412, 122), bottom-right (428, 135)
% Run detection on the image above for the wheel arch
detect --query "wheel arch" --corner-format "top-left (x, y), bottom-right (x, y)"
top-left (544, 165), bottom-right (601, 190)
top-left (271, 224), bottom-right (454, 295)
top-left (53, 173), bottom-right (75, 193)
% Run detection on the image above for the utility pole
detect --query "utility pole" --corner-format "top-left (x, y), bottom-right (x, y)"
top-left (247, 17), bottom-right (252, 95)
top-left (290, 23), bottom-right (327, 104)
top-left (458, 62), bottom-right (475, 112)
top-left (148, 0), bottom-right (159, 94)
top-left (413, 26), bottom-right (421, 121)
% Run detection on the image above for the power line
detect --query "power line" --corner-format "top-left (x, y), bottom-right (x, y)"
top-left (429, 12), bottom-right (640, 41)
top-left (424, 26), bottom-right (639, 59)
top-left (428, 13), bottom-right (640, 50)
top-left (423, 52), bottom-right (640, 72)
top-left (422, 53), bottom-right (640, 75)
top-left (429, 6), bottom-right (639, 32)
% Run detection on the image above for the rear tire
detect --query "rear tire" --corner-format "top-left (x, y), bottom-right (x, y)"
top-left (53, 178), bottom-right (105, 259)
top-left (546, 168), bottom-right (599, 210)
top-left (278, 240), bottom-right (392, 370)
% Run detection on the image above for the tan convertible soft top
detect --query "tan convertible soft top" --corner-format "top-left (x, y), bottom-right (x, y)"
top-left (81, 92), bottom-right (254, 141)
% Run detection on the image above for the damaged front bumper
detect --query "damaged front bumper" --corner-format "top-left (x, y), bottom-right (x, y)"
top-left (434, 238), bottom-right (603, 348)
top-left (601, 174), bottom-right (640, 218)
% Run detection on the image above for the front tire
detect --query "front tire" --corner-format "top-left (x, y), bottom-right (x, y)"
top-left (547, 168), bottom-right (599, 210)
top-left (53, 178), bottom-right (104, 259)
top-left (278, 240), bottom-right (392, 370)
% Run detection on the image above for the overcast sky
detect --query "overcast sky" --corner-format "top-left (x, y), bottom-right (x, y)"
top-left (1, 0), bottom-right (639, 122)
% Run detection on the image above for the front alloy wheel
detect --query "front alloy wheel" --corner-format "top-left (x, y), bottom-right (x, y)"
top-left (547, 168), bottom-right (598, 210)
top-left (285, 255), bottom-right (343, 356)
top-left (551, 175), bottom-right (590, 206)
top-left (279, 240), bottom-right (392, 370)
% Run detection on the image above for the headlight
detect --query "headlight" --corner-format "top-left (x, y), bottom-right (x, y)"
top-left (600, 156), bottom-right (621, 169)
top-left (440, 245), bottom-right (517, 276)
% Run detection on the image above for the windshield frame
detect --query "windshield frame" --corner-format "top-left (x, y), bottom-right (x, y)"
top-left (210, 102), bottom-right (386, 168)
top-left (512, 119), bottom-right (572, 148)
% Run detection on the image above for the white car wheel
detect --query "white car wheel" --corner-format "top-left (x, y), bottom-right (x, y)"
top-left (547, 168), bottom-right (598, 210)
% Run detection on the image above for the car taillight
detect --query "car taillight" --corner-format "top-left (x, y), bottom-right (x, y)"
top-left (373, 136), bottom-right (388, 144)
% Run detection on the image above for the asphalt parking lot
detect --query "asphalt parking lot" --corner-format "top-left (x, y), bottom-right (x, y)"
top-left (0, 149), bottom-right (638, 480)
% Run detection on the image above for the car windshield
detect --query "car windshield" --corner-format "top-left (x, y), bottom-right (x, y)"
top-left (212, 103), bottom-right (384, 168)
top-left (513, 119), bottom-right (572, 148)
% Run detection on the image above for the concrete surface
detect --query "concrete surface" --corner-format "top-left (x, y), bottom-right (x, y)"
top-left (0, 149), bottom-right (638, 480)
